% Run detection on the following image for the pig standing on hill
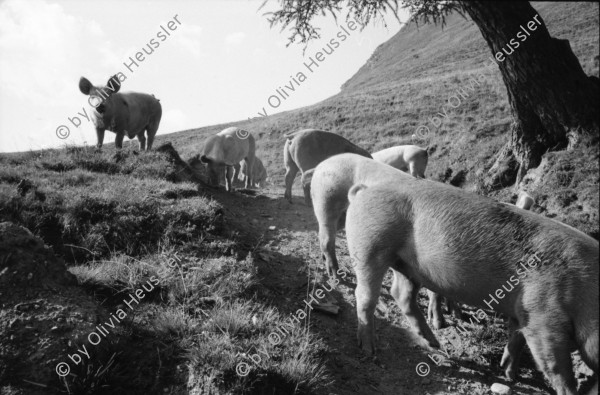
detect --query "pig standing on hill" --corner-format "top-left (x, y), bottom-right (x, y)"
top-left (79, 74), bottom-right (162, 151)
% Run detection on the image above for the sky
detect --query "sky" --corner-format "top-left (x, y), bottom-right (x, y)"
top-left (0, 0), bottom-right (408, 153)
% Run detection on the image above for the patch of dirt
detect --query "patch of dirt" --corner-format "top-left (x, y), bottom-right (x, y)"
top-left (0, 222), bottom-right (187, 395)
top-left (0, 222), bottom-right (103, 394)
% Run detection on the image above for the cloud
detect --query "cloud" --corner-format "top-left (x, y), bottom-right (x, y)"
top-left (225, 32), bottom-right (246, 45)
top-left (171, 23), bottom-right (204, 58)
top-left (0, 0), bottom-right (113, 106)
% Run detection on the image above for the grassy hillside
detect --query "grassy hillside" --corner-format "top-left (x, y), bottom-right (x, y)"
top-left (0, 148), bottom-right (330, 394)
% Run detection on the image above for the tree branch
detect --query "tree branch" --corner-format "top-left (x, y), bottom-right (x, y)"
top-left (262, 0), bottom-right (426, 45)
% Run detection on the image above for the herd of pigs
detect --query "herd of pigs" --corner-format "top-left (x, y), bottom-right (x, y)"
top-left (80, 75), bottom-right (597, 395)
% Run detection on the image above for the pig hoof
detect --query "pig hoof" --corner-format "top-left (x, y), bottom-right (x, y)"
top-left (502, 364), bottom-right (518, 381)
top-left (452, 311), bottom-right (464, 321)
top-left (500, 353), bottom-right (518, 381)
top-left (326, 265), bottom-right (339, 279)
top-left (418, 333), bottom-right (440, 350)
top-left (500, 351), bottom-right (508, 368)
top-left (363, 345), bottom-right (375, 355)
top-left (432, 318), bottom-right (445, 330)
top-left (429, 338), bottom-right (440, 349)
top-left (357, 338), bottom-right (375, 355)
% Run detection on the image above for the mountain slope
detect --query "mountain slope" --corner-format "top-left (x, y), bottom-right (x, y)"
top-left (341, 2), bottom-right (599, 93)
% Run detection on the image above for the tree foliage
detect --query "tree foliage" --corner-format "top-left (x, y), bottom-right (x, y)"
top-left (262, 0), bottom-right (464, 44)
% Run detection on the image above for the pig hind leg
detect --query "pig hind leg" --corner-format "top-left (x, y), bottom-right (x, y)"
top-left (225, 166), bottom-right (234, 192)
top-left (582, 331), bottom-right (599, 373)
top-left (446, 299), bottom-right (463, 321)
top-left (283, 149), bottom-right (299, 203)
top-left (522, 317), bottom-right (578, 394)
top-left (243, 157), bottom-right (255, 189)
top-left (500, 317), bottom-right (527, 380)
top-left (395, 272), bottom-right (440, 349)
top-left (302, 177), bottom-right (312, 206)
top-left (315, 202), bottom-right (344, 279)
top-left (427, 294), bottom-right (463, 329)
top-left (233, 164), bottom-right (242, 186)
top-left (137, 133), bottom-right (146, 151)
top-left (578, 326), bottom-right (598, 394)
top-left (115, 132), bottom-right (125, 149)
top-left (145, 121), bottom-right (159, 151)
top-left (96, 128), bottom-right (105, 149)
top-left (427, 290), bottom-right (446, 329)
top-left (354, 258), bottom-right (388, 355)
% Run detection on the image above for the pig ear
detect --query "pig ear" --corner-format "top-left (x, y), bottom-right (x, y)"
top-left (106, 74), bottom-right (121, 93)
top-left (79, 77), bottom-right (93, 95)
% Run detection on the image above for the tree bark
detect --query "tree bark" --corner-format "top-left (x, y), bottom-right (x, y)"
top-left (459, 1), bottom-right (599, 189)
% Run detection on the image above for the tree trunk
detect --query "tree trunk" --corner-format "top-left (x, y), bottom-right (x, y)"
top-left (459, 1), bottom-right (599, 189)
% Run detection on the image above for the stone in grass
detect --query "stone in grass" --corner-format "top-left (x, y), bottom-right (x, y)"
top-left (313, 303), bottom-right (339, 315)
top-left (490, 383), bottom-right (512, 395)
top-left (268, 226), bottom-right (276, 231)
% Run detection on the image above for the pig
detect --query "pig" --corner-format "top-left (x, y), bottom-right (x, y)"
top-left (283, 129), bottom-right (371, 205)
top-left (345, 181), bottom-right (598, 395)
top-left (79, 74), bottom-right (162, 150)
top-left (200, 127), bottom-right (256, 191)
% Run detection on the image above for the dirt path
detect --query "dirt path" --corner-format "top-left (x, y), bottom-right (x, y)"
top-left (213, 184), bottom-right (551, 395)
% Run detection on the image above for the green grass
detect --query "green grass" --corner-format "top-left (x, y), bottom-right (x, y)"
top-left (0, 148), bottom-right (223, 262)
top-left (0, 144), bottom-right (330, 394)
